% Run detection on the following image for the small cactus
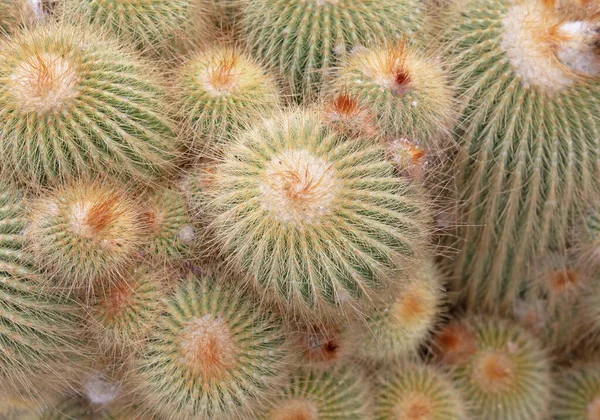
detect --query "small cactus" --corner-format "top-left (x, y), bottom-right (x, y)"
top-left (26, 180), bottom-right (144, 294)
top-left (552, 364), bottom-right (600, 420)
top-left (375, 362), bottom-right (466, 420)
top-left (433, 315), bottom-right (551, 420)
top-left (205, 109), bottom-right (432, 323)
top-left (0, 23), bottom-right (179, 188)
top-left (134, 271), bottom-right (294, 419)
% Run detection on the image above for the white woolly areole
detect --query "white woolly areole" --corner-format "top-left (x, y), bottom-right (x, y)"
top-left (84, 374), bottom-right (120, 405)
top-left (555, 21), bottom-right (600, 78)
top-left (259, 149), bottom-right (337, 224)
top-left (177, 225), bottom-right (196, 245)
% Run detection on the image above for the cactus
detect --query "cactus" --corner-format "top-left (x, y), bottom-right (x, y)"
top-left (60, 0), bottom-right (210, 61)
top-left (87, 264), bottom-right (166, 354)
top-left (0, 183), bottom-right (84, 396)
top-left (572, 200), bottom-right (600, 275)
top-left (433, 316), bottom-right (551, 420)
top-left (375, 362), bottom-right (466, 420)
top-left (437, 0), bottom-right (600, 312)
top-left (176, 46), bottom-right (280, 152)
top-left (346, 259), bottom-right (443, 365)
top-left (134, 272), bottom-right (294, 420)
top-left (265, 363), bottom-right (372, 420)
top-left (552, 364), bottom-right (600, 420)
top-left (329, 42), bottom-right (455, 149)
top-left (26, 180), bottom-right (144, 294)
top-left (205, 109), bottom-right (432, 323)
top-left (0, 23), bottom-right (179, 188)
top-left (242, 0), bottom-right (425, 100)
top-left (0, 0), bottom-right (40, 34)
top-left (141, 187), bottom-right (195, 261)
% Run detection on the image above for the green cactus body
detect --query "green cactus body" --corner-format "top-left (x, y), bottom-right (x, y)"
top-left (88, 264), bottom-right (166, 353)
top-left (0, 184), bottom-right (84, 396)
top-left (573, 201), bottom-right (600, 275)
top-left (265, 363), bottom-right (372, 420)
top-left (348, 259), bottom-right (443, 364)
top-left (0, 23), bottom-right (179, 188)
top-left (242, 0), bottom-right (424, 100)
top-left (206, 109), bottom-right (431, 323)
top-left (439, 0), bottom-right (600, 311)
top-left (552, 365), bottom-right (600, 419)
top-left (27, 181), bottom-right (143, 293)
top-left (135, 272), bottom-right (293, 420)
top-left (61, 0), bottom-right (210, 60)
top-left (0, 395), bottom-right (43, 419)
top-left (433, 316), bottom-right (551, 420)
top-left (574, 280), bottom-right (600, 351)
top-left (177, 46), bottom-right (280, 152)
top-left (375, 362), bottom-right (466, 420)
top-left (142, 188), bottom-right (195, 261)
top-left (331, 43), bottom-right (455, 150)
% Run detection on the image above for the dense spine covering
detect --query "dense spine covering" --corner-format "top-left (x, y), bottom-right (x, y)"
top-left (205, 109), bottom-right (432, 323)
top-left (134, 272), bottom-right (294, 420)
top-left (375, 362), bottom-right (466, 420)
top-left (0, 0), bottom-right (40, 34)
top-left (434, 316), bottom-right (551, 420)
top-left (0, 23), bottom-right (179, 188)
top-left (176, 46), bottom-right (280, 151)
top-left (265, 363), bottom-right (372, 420)
top-left (552, 364), bottom-right (600, 419)
top-left (438, 0), bottom-right (600, 312)
top-left (241, 0), bottom-right (425, 99)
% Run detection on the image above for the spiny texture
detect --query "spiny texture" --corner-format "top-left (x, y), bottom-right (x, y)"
top-left (176, 46), bottom-right (279, 151)
top-left (60, 0), bottom-right (210, 60)
top-left (142, 187), bottom-right (195, 261)
top-left (242, 0), bottom-right (425, 99)
top-left (434, 316), bottom-right (551, 420)
top-left (572, 200), bottom-right (600, 274)
top-left (135, 272), bottom-right (294, 420)
top-left (375, 362), bottom-right (466, 420)
top-left (205, 109), bottom-right (431, 323)
top-left (573, 279), bottom-right (600, 351)
top-left (27, 181), bottom-right (143, 293)
top-left (265, 363), bottom-right (372, 420)
top-left (0, 23), bottom-right (178, 188)
top-left (440, 0), bottom-right (600, 311)
top-left (0, 184), bottom-right (84, 396)
top-left (0, 0), bottom-right (38, 34)
top-left (330, 43), bottom-right (455, 149)
top-left (87, 264), bottom-right (166, 353)
top-left (552, 364), bottom-right (600, 419)
top-left (347, 259), bottom-right (443, 364)
top-left (181, 160), bottom-right (217, 219)
top-left (0, 395), bottom-right (42, 419)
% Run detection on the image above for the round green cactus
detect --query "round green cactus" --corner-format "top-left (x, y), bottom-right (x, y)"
top-left (0, 22), bottom-right (179, 188)
top-left (134, 272), bottom-right (294, 419)
top-left (375, 362), bottom-right (466, 420)
top-left (26, 180), bottom-right (144, 294)
top-left (572, 200), bottom-right (600, 275)
top-left (242, 0), bottom-right (425, 100)
top-left (205, 109), bottom-right (432, 323)
top-left (552, 364), bottom-right (600, 419)
top-left (265, 363), bottom-right (372, 420)
top-left (60, 0), bottom-right (211, 60)
top-left (433, 315), bottom-right (551, 420)
top-left (437, 0), bottom-right (600, 312)
top-left (176, 46), bottom-right (280, 152)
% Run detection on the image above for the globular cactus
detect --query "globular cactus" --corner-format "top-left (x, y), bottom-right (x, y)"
top-left (437, 0), bottom-right (600, 312)
top-left (0, 183), bottom-right (84, 397)
top-left (60, 0), bottom-right (211, 61)
top-left (26, 181), bottom-right (144, 294)
top-left (241, 0), bottom-right (426, 100)
top-left (205, 109), bottom-right (432, 323)
top-left (329, 42), bottom-right (455, 150)
top-left (176, 46), bottom-right (280, 152)
top-left (375, 362), bottom-right (466, 420)
top-left (572, 200), bottom-right (600, 275)
top-left (0, 0), bottom-right (41, 34)
top-left (346, 259), bottom-right (443, 365)
top-left (141, 187), bottom-right (195, 261)
top-left (552, 364), bottom-right (600, 419)
top-left (134, 272), bottom-right (294, 420)
top-left (0, 23), bottom-right (179, 188)
top-left (265, 363), bottom-right (372, 420)
top-left (87, 264), bottom-right (166, 354)
top-left (433, 316), bottom-right (551, 420)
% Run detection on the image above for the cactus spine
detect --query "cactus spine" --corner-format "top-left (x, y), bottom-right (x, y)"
top-left (0, 23), bottom-right (179, 188)
top-left (438, 0), bottom-right (600, 311)
top-left (552, 364), bottom-right (600, 419)
top-left (0, 0), bottom-right (40, 34)
top-left (205, 109), bottom-right (432, 323)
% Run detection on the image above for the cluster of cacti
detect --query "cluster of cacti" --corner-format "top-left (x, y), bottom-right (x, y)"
top-left (0, 0), bottom-right (598, 418)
